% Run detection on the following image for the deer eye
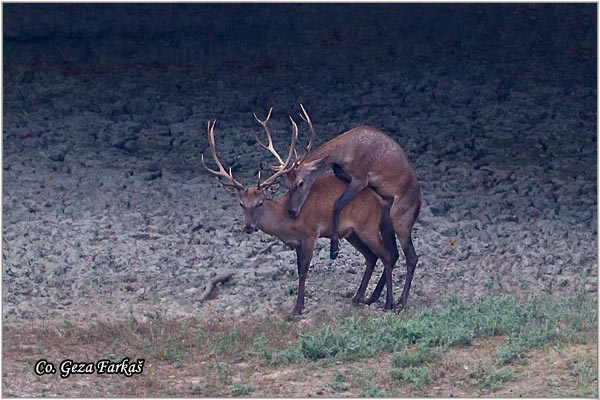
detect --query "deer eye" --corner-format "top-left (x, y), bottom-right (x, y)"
top-left (239, 201), bottom-right (244, 208)
top-left (298, 180), bottom-right (304, 187)
top-left (258, 200), bottom-right (264, 207)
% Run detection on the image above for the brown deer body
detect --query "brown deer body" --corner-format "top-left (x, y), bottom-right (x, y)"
top-left (284, 108), bottom-right (421, 310)
top-left (202, 119), bottom-right (399, 316)
top-left (240, 175), bottom-right (398, 315)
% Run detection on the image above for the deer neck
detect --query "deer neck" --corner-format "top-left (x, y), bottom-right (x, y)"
top-left (304, 141), bottom-right (338, 172)
top-left (255, 198), bottom-right (295, 238)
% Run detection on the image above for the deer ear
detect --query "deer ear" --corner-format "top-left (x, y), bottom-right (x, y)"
top-left (264, 182), bottom-right (280, 197)
top-left (305, 156), bottom-right (328, 172)
top-left (222, 183), bottom-right (241, 198)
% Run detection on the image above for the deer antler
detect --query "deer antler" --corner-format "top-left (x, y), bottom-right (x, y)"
top-left (201, 119), bottom-right (245, 191)
top-left (299, 104), bottom-right (315, 152)
top-left (294, 104), bottom-right (316, 165)
top-left (254, 108), bottom-right (285, 170)
top-left (258, 115), bottom-right (299, 188)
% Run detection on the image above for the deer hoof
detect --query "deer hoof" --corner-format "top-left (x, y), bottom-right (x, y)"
top-left (394, 302), bottom-right (407, 314)
top-left (287, 313), bottom-right (302, 321)
top-left (289, 307), bottom-right (303, 318)
top-left (351, 296), bottom-right (364, 306)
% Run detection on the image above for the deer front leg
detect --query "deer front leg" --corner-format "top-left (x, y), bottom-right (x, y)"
top-left (292, 242), bottom-right (315, 316)
top-left (330, 179), bottom-right (367, 259)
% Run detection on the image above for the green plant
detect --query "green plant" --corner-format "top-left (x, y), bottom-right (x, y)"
top-left (467, 364), bottom-right (515, 389)
top-left (261, 346), bottom-right (302, 365)
top-left (230, 383), bottom-right (254, 396)
top-left (360, 385), bottom-right (388, 397)
top-left (495, 340), bottom-right (525, 365)
top-left (391, 366), bottom-right (431, 387)
top-left (569, 358), bottom-right (597, 385)
top-left (391, 346), bottom-right (434, 368)
top-left (330, 370), bottom-right (350, 392)
top-left (190, 384), bottom-right (207, 395)
top-left (275, 294), bottom-right (596, 365)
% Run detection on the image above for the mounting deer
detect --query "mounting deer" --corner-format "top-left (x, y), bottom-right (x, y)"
top-left (202, 117), bottom-right (398, 316)
top-left (283, 105), bottom-right (421, 310)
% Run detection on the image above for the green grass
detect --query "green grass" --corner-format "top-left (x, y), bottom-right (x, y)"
top-left (3, 294), bottom-right (596, 397)
top-left (329, 370), bottom-right (351, 392)
top-left (467, 363), bottom-right (515, 389)
top-left (391, 345), bottom-right (435, 368)
top-left (359, 385), bottom-right (389, 397)
top-left (265, 294), bottom-right (596, 365)
top-left (496, 337), bottom-right (526, 365)
top-left (391, 365), bottom-right (432, 387)
top-left (230, 383), bottom-right (255, 396)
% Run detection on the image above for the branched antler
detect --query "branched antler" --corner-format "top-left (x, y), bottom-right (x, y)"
top-left (296, 104), bottom-right (316, 164)
top-left (254, 108), bottom-right (285, 170)
top-left (201, 119), bottom-right (245, 191)
top-left (255, 112), bottom-right (299, 188)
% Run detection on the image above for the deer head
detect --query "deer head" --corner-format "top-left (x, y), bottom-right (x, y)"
top-left (201, 117), bottom-right (297, 233)
top-left (279, 105), bottom-right (328, 218)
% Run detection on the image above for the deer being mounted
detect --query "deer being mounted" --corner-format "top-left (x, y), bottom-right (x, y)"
top-left (283, 105), bottom-right (422, 311)
top-left (202, 116), bottom-right (398, 316)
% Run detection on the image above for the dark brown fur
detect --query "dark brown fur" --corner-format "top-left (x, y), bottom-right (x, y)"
top-left (286, 125), bottom-right (421, 310)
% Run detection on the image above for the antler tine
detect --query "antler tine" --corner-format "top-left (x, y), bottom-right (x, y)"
top-left (297, 104), bottom-right (315, 163)
top-left (259, 116), bottom-right (299, 187)
top-left (284, 116), bottom-right (300, 168)
top-left (253, 107), bottom-right (273, 125)
top-left (265, 163), bottom-right (282, 171)
top-left (201, 119), bottom-right (244, 190)
top-left (254, 107), bottom-right (286, 167)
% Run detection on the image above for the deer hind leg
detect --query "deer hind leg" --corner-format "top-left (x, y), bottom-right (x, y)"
top-left (353, 227), bottom-right (397, 310)
top-left (345, 233), bottom-right (378, 305)
top-left (366, 210), bottom-right (399, 307)
top-left (292, 240), bottom-right (315, 316)
top-left (390, 195), bottom-right (420, 311)
top-left (330, 165), bottom-right (368, 260)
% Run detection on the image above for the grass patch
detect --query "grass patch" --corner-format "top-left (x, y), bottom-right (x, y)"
top-left (391, 345), bottom-right (436, 368)
top-left (391, 365), bottom-right (432, 387)
top-left (3, 294), bottom-right (596, 397)
top-left (359, 385), bottom-right (389, 397)
top-left (230, 383), bottom-right (255, 396)
top-left (569, 356), bottom-right (598, 397)
top-left (329, 370), bottom-right (351, 392)
top-left (467, 364), bottom-right (515, 389)
top-left (276, 294), bottom-right (596, 364)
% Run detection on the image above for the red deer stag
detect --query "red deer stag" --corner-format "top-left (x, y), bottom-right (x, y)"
top-left (282, 105), bottom-right (421, 310)
top-left (202, 117), bottom-right (398, 315)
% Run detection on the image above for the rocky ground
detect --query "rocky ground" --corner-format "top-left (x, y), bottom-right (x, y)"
top-left (3, 4), bottom-right (597, 327)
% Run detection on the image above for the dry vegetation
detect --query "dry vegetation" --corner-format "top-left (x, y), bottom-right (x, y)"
top-left (3, 295), bottom-right (597, 397)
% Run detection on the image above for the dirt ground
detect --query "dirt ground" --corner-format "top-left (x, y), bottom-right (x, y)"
top-left (3, 4), bottom-right (596, 328)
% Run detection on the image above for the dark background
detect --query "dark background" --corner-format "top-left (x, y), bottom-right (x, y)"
top-left (3, 4), bottom-right (596, 151)
top-left (4, 4), bottom-right (596, 66)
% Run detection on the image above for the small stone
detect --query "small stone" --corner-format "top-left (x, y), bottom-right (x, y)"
top-left (585, 282), bottom-right (597, 293)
